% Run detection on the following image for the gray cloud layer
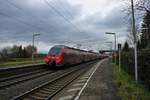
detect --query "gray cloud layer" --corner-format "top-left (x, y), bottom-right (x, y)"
top-left (0, 0), bottom-right (127, 52)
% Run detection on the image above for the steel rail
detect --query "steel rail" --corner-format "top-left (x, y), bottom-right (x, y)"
top-left (0, 70), bottom-right (55, 89)
top-left (0, 64), bottom-right (46, 79)
top-left (12, 62), bottom-right (94, 100)
top-left (0, 68), bottom-right (47, 82)
top-left (46, 67), bottom-right (90, 100)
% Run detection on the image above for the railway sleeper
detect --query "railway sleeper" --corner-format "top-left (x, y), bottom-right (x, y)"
top-left (26, 95), bottom-right (45, 100)
top-left (43, 86), bottom-right (60, 91)
top-left (32, 92), bottom-right (50, 97)
top-left (39, 88), bottom-right (56, 93)
top-left (46, 85), bottom-right (63, 89)
top-left (38, 90), bottom-right (53, 94)
top-left (41, 88), bottom-right (56, 91)
top-left (39, 89), bottom-right (55, 94)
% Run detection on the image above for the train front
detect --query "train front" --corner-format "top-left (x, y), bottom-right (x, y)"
top-left (44, 46), bottom-right (64, 66)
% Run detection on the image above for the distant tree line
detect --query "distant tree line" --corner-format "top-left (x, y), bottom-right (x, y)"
top-left (0, 45), bottom-right (46, 61)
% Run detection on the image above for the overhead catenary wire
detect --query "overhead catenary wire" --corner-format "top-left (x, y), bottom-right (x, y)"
top-left (0, 12), bottom-right (41, 31)
top-left (0, 0), bottom-right (86, 43)
top-left (43, 0), bottom-right (83, 33)
top-left (51, 0), bottom-right (91, 39)
top-left (5, 0), bottom-right (85, 37)
top-left (3, 0), bottom-right (43, 31)
top-left (5, 0), bottom-right (54, 31)
top-left (52, 0), bottom-right (75, 20)
top-left (2, 0), bottom-right (84, 34)
top-left (0, 11), bottom-right (44, 40)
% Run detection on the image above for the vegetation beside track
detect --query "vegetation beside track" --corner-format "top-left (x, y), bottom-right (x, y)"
top-left (0, 58), bottom-right (44, 68)
top-left (112, 63), bottom-right (150, 100)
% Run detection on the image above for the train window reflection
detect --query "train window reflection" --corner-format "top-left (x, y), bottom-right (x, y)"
top-left (49, 47), bottom-right (61, 56)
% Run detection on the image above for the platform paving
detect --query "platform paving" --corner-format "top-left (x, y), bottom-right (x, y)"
top-left (78, 59), bottom-right (120, 100)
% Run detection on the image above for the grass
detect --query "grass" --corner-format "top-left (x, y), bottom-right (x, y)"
top-left (0, 58), bottom-right (44, 68)
top-left (112, 63), bottom-right (150, 100)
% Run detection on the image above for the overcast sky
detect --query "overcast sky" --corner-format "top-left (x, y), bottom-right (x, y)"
top-left (0, 0), bottom-right (129, 53)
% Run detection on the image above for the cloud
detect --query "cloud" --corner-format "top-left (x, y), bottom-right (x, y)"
top-left (0, 0), bottom-right (81, 41)
top-left (0, 0), bottom-right (128, 53)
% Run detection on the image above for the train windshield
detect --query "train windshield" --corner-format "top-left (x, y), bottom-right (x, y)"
top-left (49, 47), bottom-right (61, 56)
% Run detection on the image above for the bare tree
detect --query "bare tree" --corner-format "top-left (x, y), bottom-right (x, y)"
top-left (123, 0), bottom-right (150, 14)
top-left (126, 17), bottom-right (140, 46)
top-left (135, 0), bottom-right (150, 13)
top-left (122, 0), bottom-right (150, 45)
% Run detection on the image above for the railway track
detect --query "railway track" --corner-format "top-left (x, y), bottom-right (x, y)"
top-left (12, 62), bottom-right (95, 100)
top-left (0, 64), bottom-right (46, 78)
top-left (0, 64), bottom-right (55, 89)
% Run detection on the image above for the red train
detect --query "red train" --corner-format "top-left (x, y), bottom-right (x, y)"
top-left (44, 45), bottom-right (104, 67)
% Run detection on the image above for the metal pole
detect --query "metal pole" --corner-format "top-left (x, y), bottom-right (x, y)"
top-left (114, 34), bottom-right (117, 64)
top-left (131, 0), bottom-right (138, 82)
top-left (110, 42), bottom-right (113, 62)
top-left (111, 42), bottom-right (113, 62)
top-left (134, 42), bottom-right (138, 81)
top-left (119, 48), bottom-right (121, 72)
top-left (32, 33), bottom-right (34, 62)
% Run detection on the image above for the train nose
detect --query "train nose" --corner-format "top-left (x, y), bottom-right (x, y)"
top-left (48, 61), bottom-right (56, 66)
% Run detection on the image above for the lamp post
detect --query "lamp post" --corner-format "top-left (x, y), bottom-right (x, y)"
top-left (105, 32), bottom-right (116, 64)
top-left (32, 33), bottom-right (40, 62)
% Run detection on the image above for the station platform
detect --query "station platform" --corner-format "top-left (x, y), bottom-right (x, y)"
top-left (56, 59), bottom-right (120, 100)
top-left (77, 59), bottom-right (120, 100)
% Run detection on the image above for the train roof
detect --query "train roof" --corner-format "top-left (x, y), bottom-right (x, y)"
top-left (52, 45), bottom-right (98, 54)
top-left (52, 45), bottom-right (84, 51)
top-left (53, 45), bottom-right (68, 49)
